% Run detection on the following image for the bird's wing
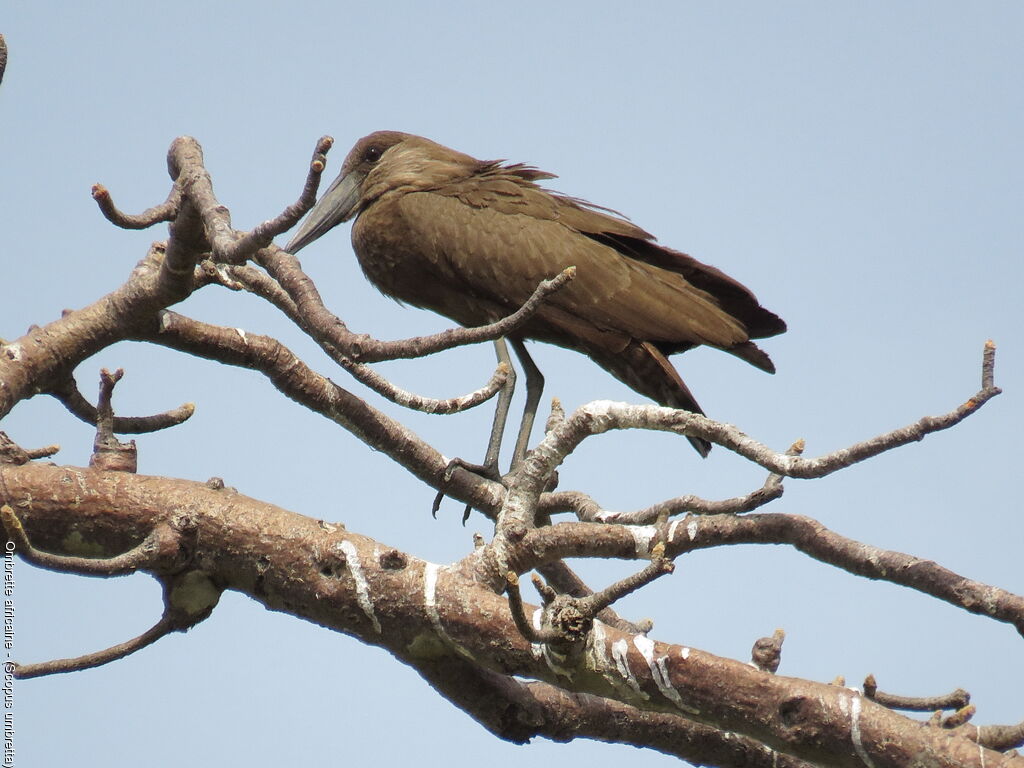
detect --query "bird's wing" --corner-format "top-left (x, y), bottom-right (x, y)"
top-left (395, 188), bottom-right (751, 349)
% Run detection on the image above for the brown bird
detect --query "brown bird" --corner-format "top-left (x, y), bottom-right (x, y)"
top-left (286, 131), bottom-right (785, 461)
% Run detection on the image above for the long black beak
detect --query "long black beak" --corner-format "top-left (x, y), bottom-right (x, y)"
top-left (284, 170), bottom-right (362, 253)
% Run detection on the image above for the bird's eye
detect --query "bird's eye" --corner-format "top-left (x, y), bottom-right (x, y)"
top-left (364, 146), bottom-right (382, 163)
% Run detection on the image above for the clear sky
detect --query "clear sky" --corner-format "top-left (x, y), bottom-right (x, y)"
top-left (2, 3), bottom-right (1022, 766)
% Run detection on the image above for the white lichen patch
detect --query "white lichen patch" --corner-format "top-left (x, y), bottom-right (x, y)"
top-left (629, 525), bottom-right (658, 556)
top-left (169, 571), bottom-right (221, 616)
top-left (633, 635), bottom-right (698, 714)
top-left (530, 608), bottom-right (574, 679)
top-left (339, 539), bottom-right (380, 634)
top-left (423, 562), bottom-right (474, 661)
top-left (611, 638), bottom-right (648, 700)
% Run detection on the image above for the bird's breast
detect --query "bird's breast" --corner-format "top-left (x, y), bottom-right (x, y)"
top-left (350, 193), bottom-right (508, 328)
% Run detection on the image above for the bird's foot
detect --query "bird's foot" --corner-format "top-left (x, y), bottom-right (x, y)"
top-left (431, 457), bottom-right (503, 524)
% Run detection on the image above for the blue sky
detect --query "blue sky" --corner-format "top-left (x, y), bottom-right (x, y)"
top-left (2, 3), bottom-right (1022, 766)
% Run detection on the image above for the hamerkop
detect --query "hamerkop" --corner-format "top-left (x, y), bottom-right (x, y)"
top-left (286, 131), bottom-right (785, 463)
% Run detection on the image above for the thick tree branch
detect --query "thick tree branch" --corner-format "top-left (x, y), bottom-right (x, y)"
top-left (1, 461), bottom-right (1015, 768)
top-left (416, 656), bottom-right (816, 767)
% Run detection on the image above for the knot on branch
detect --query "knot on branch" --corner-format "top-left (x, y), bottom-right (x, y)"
top-left (751, 628), bottom-right (786, 673)
top-left (505, 552), bottom-right (675, 653)
top-left (89, 369), bottom-right (137, 473)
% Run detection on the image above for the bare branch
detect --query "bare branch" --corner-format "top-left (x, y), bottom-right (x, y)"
top-left (49, 375), bottom-right (194, 434)
top-left (593, 478), bottom-right (783, 525)
top-left (0, 433), bottom-right (58, 465)
top-left (535, 560), bottom-right (650, 634)
top-left (942, 706), bottom-right (976, 729)
top-left (23, 443), bottom-right (60, 459)
top-left (212, 260), bottom-right (510, 415)
top-left (88, 368), bottom-right (137, 472)
top-left (13, 613), bottom-right (179, 679)
top-left (863, 674), bottom-right (970, 711)
top-left (217, 136), bottom-right (334, 263)
top-left (91, 182), bottom-right (182, 229)
top-left (499, 346), bottom-right (1000, 533)
top-left (134, 310), bottom-right (505, 512)
top-left (258, 246), bottom-right (576, 362)
top-left (14, 565), bottom-right (220, 680)
top-left (1, 504), bottom-right (179, 576)
top-left (505, 572), bottom-right (560, 643)
top-left (520, 514), bottom-right (1024, 636)
top-left (342, 358), bottom-right (510, 414)
top-left (589, 440), bottom-right (806, 524)
top-left (3, 461), bottom-right (1015, 767)
top-left (575, 545), bottom-right (674, 619)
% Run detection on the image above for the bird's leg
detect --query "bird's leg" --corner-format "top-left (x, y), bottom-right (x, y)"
top-left (432, 340), bottom-right (517, 523)
top-left (480, 337), bottom-right (517, 474)
top-left (510, 338), bottom-right (544, 470)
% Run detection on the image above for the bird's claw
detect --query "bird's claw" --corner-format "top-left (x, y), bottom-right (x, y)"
top-left (432, 456), bottom-right (504, 523)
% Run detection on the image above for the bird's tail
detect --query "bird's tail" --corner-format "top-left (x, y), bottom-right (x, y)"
top-left (591, 341), bottom-right (712, 457)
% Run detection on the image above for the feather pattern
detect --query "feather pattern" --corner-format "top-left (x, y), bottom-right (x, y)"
top-left (293, 131), bottom-right (787, 456)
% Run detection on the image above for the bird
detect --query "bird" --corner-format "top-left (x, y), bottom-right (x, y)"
top-left (285, 131), bottom-right (785, 462)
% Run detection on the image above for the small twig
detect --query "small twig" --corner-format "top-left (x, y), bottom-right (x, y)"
top-left (217, 260), bottom-right (510, 416)
top-left (343, 359), bottom-right (510, 415)
top-left (942, 706), bottom-right (975, 729)
top-left (50, 375), bottom-right (194, 434)
top-left (139, 310), bottom-right (505, 513)
top-left (601, 439), bottom-right (806, 524)
top-left (507, 343), bottom-right (1001, 527)
top-left (534, 561), bottom-right (649, 634)
top-left (751, 628), bottom-right (786, 673)
top-left (862, 674), bottom-right (970, 711)
top-left (215, 263), bottom-right (298, 312)
top-left (544, 397), bottom-right (565, 434)
top-left (258, 248), bottom-right (576, 363)
top-left (13, 567), bottom-right (218, 679)
top-left (91, 183), bottom-right (182, 229)
top-left (530, 573), bottom-right (557, 605)
top-left (13, 613), bottom-right (179, 679)
top-left (23, 444), bottom-right (60, 459)
top-left (89, 369), bottom-right (137, 472)
top-left (505, 572), bottom-right (559, 643)
top-left (595, 480), bottom-right (783, 525)
top-left (538, 490), bottom-right (603, 520)
top-left (218, 136), bottom-right (334, 264)
top-left (1, 505), bottom-right (174, 576)
top-left (0, 433), bottom-right (58, 465)
top-left (575, 543), bottom-right (674, 619)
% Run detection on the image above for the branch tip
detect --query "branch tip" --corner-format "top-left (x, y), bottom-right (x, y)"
top-left (862, 675), bottom-right (970, 712)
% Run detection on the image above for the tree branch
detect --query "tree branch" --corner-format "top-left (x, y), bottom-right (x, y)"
top-left (1, 461), bottom-right (1014, 768)
top-left (517, 514), bottom-right (1024, 637)
top-left (258, 247), bottom-right (575, 362)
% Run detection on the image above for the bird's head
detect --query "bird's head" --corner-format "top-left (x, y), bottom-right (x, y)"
top-left (285, 130), bottom-right (479, 254)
